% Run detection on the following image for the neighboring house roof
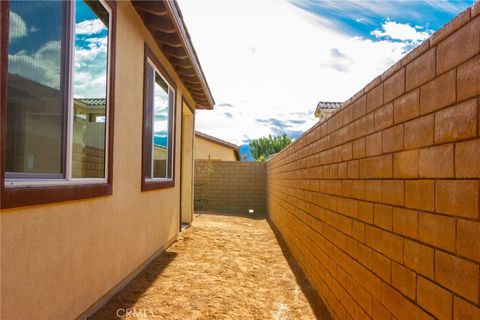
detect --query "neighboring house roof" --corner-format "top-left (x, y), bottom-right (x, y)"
top-left (76, 98), bottom-right (106, 107)
top-left (314, 101), bottom-right (342, 118)
top-left (195, 131), bottom-right (240, 160)
top-left (132, 0), bottom-right (215, 110)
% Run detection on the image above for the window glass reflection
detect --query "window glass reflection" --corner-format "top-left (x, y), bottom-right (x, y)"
top-left (6, 1), bottom-right (66, 176)
top-left (152, 73), bottom-right (170, 179)
top-left (72, 0), bottom-right (109, 178)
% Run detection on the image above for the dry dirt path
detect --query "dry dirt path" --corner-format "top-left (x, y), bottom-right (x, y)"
top-left (90, 212), bottom-right (330, 320)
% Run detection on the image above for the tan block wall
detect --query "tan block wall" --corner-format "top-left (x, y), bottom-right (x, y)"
top-left (267, 5), bottom-right (480, 320)
top-left (72, 144), bottom-right (105, 178)
top-left (195, 160), bottom-right (266, 214)
top-left (0, 2), bottom-right (198, 319)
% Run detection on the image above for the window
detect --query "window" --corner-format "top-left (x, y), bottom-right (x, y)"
top-left (142, 45), bottom-right (176, 190)
top-left (1, 0), bottom-right (116, 208)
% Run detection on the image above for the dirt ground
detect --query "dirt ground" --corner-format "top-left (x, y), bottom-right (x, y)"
top-left (89, 212), bottom-right (331, 320)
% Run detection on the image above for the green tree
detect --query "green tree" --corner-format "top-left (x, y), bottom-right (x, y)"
top-left (249, 134), bottom-right (292, 161)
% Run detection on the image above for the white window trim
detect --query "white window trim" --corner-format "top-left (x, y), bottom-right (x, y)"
top-left (6, 0), bottom-right (112, 187)
top-left (146, 58), bottom-right (175, 182)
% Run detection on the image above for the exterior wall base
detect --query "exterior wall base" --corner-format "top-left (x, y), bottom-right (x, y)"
top-left (76, 235), bottom-right (177, 320)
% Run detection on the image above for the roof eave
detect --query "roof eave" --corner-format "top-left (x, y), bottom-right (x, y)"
top-left (165, 1), bottom-right (215, 109)
top-left (131, 0), bottom-right (215, 110)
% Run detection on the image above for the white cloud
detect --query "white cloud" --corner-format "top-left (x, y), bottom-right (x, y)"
top-left (73, 36), bottom-right (109, 98)
top-left (75, 19), bottom-right (106, 35)
top-left (9, 41), bottom-right (62, 89)
top-left (178, 1), bottom-right (429, 145)
top-left (9, 12), bottom-right (27, 41)
top-left (371, 20), bottom-right (432, 42)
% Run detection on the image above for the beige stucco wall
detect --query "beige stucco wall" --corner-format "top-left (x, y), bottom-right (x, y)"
top-left (181, 104), bottom-right (194, 224)
top-left (195, 136), bottom-right (238, 161)
top-left (0, 2), bottom-right (198, 319)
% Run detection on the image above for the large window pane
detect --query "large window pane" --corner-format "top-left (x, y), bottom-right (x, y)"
top-left (152, 73), bottom-right (171, 179)
top-left (72, 0), bottom-right (109, 178)
top-left (6, 1), bottom-right (66, 177)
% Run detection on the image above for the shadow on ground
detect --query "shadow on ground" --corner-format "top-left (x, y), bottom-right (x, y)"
top-left (90, 211), bottom-right (331, 319)
top-left (195, 210), bottom-right (268, 220)
top-left (268, 219), bottom-right (332, 320)
top-left (201, 210), bottom-right (332, 320)
top-left (88, 252), bottom-right (178, 319)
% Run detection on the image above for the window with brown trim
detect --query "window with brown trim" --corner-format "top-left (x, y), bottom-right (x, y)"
top-left (0, 0), bottom-right (116, 209)
top-left (142, 45), bottom-right (176, 191)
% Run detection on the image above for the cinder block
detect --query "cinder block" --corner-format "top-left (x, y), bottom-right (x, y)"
top-left (391, 261), bottom-right (416, 299)
top-left (374, 204), bottom-right (393, 230)
top-left (359, 201), bottom-right (374, 224)
top-left (382, 124), bottom-right (404, 153)
top-left (372, 298), bottom-right (391, 320)
top-left (367, 84), bottom-right (383, 113)
top-left (364, 180), bottom-right (382, 202)
top-left (419, 144), bottom-right (454, 178)
top-left (418, 212), bottom-right (456, 252)
top-left (453, 297), bottom-right (480, 320)
top-left (394, 150), bottom-right (419, 178)
top-left (404, 239), bottom-right (434, 278)
top-left (417, 276), bottom-right (453, 320)
top-left (352, 138), bottom-right (366, 159)
top-left (430, 7), bottom-right (471, 46)
top-left (435, 180), bottom-right (479, 218)
top-left (404, 114), bottom-right (434, 149)
top-left (383, 68), bottom-right (405, 103)
top-left (375, 103), bottom-right (394, 130)
top-left (420, 69), bottom-right (456, 115)
top-left (405, 180), bottom-right (435, 211)
top-left (405, 47), bottom-right (436, 91)
top-left (393, 89), bottom-right (420, 124)
top-left (434, 98), bottom-right (477, 144)
top-left (457, 219), bottom-right (480, 262)
top-left (437, 17), bottom-right (480, 74)
top-left (366, 226), bottom-right (403, 263)
top-left (353, 95), bottom-right (367, 120)
top-left (372, 250), bottom-right (391, 283)
top-left (359, 154), bottom-right (392, 179)
top-left (366, 132), bottom-right (382, 156)
top-left (457, 55), bottom-right (480, 101)
top-left (381, 180), bottom-right (404, 206)
top-left (392, 207), bottom-right (418, 239)
top-left (435, 250), bottom-right (479, 303)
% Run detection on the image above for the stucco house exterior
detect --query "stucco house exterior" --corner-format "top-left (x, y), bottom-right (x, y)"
top-left (0, 1), bottom-right (214, 319)
top-left (195, 131), bottom-right (240, 161)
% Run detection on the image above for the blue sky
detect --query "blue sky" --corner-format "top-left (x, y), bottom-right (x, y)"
top-left (179, 0), bottom-right (474, 158)
top-left (8, 1), bottom-right (109, 96)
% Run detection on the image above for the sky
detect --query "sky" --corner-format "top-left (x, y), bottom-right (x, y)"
top-left (8, 1), bottom-right (110, 98)
top-left (178, 0), bottom-right (475, 148)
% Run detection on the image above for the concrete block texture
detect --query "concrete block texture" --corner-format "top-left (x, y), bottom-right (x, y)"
top-left (194, 160), bottom-right (266, 214)
top-left (266, 7), bottom-right (480, 320)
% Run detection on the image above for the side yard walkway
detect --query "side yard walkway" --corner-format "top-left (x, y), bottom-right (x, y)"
top-left (90, 212), bottom-right (330, 320)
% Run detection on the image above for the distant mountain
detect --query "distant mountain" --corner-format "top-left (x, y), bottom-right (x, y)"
top-left (153, 135), bottom-right (168, 148)
top-left (239, 144), bottom-right (255, 161)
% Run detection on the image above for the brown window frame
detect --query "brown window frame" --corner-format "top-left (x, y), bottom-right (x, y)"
top-left (141, 44), bottom-right (177, 191)
top-left (0, 0), bottom-right (117, 209)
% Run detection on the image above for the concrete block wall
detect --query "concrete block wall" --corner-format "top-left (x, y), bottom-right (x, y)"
top-left (195, 160), bottom-right (266, 214)
top-left (267, 5), bottom-right (480, 320)
top-left (72, 144), bottom-right (105, 178)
